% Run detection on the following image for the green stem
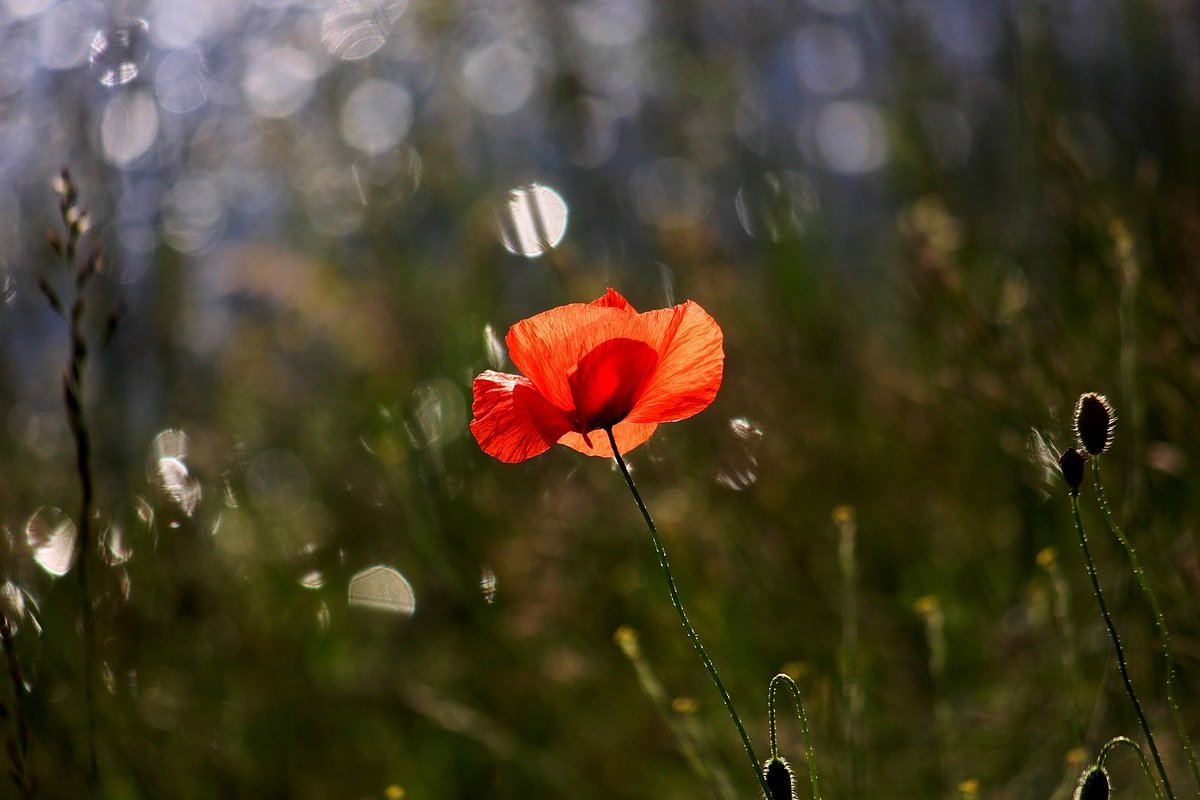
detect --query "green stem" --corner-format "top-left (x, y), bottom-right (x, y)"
top-left (769, 673), bottom-right (822, 800)
top-left (1092, 456), bottom-right (1200, 791)
top-left (1, 614), bottom-right (32, 799)
top-left (835, 510), bottom-right (863, 798)
top-left (1069, 494), bottom-right (1175, 800)
top-left (604, 428), bottom-right (768, 797)
top-left (66, 274), bottom-right (99, 798)
top-left (1098, 736), bottom-right (1165, 800)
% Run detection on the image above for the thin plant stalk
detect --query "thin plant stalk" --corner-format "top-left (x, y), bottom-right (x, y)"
top-left (1111, 221), bottom-right (1145, 514)
top-left (768, 673), bottom-right (822, 800)
top-left (42, 170), bottom-right (102, 793)
top-left (67, 280), bottom-right (99, 793)
top-left (604, 427), bottom-right (768, 797)
top-left (1098, 736), bottom-right (1165, 800)
top-left (1, 613), bottom-right (32, 799)
top-left (1069, 494), bottom-right (1175, 800)
top-left (614, 626), bottom-right (737, 800)
top-left (915, 596), bottom-right (952, 795)
top-left (1036, 548), bottom-right (1086, 744)
top-left (834, 507), bottom-right (864, 798)
top-left (1091, 456), bottom-right (1200, 791)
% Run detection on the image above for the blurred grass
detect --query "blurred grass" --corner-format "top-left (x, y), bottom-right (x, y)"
top-left (1, 2), bottom-right (1200, 798)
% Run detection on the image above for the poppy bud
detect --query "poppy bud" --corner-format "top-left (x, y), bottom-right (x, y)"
top-left (1073, 765), bottom-right (1109, 800)
top-left (1058, 448), bottom-right (1086, 496)
top-left (1073, 393), bottom-right (1115, 457)
top-left (763, 757), bottom-right (797, 800)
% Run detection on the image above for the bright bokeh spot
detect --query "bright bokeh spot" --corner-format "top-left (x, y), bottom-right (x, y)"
top-left (156, 48), bottom-right (210, 114)
top-left (735, 171), bottom-right (820, 241)
top-left (150, 429), bottom-right (202, 517)
top-left (793, 23), bottom-right (864, 95)
top-left (89, 19), bottom-right (149, 87)
top-left (348, 565), bottom-right (416, 615)
top-left (715, 417), bottom-right (764, 491)
top-left (243, 47), bottom-right (317, 119)
top-left (812, 100), bottom-right (889, 174)
top-left (37, 1), bottom-right (95, 70)
top-left (321, 0), bottom-right (408, 61)
top-left (462, 42), bottom-right (535, 116)
top-left (163, 172), bottom-right (225, 254)
top-left (101, 90), bottom-right (159, 167)
top-left (26, 506), bottom-right (77, 577)
top-left (5, 0), bottom-right (54, 19)
top-left (409, 378), bottom-right (467, 449)
top-left (483, 323), bottom-right (506, 370)
top-left (340, 80), bottom-right (413, 155)
top-left (572, 0), bottom-right (649, 46)
top-left (497, 184), bottom-right (568, 257)
top-left (148, 0), bottom-right (236, 49)
top-left (480, 567), bottom-right (497, 604)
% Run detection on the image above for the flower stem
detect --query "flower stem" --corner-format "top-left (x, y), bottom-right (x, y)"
top-left (769, 673), bottom-right (822, 800)
top-left (1092, 456), bottom-right (1200, 792)
top-left (1098, 736), bottom-right (1165, 800)
top-left (604, 428), bottom-right (768, 797)
top-left (1069, 494), bottom-right (1175, 800)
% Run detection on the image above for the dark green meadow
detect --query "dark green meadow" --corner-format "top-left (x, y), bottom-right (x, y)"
top-left (1, 2), bottom-right (1199, 798)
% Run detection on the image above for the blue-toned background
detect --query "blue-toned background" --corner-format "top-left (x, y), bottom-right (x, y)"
top-left (1, 1), bottom-right (1198, 797)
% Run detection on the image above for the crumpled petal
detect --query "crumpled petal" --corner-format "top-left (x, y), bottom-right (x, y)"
top-left (589, 288), bottom-right (637, 312)
top-left (470, 371), bottom-right (575, 463)
top-left (507, 294), bottom-right (684, 414)
top-left (506, 303), bottom-right (630, 412)
top-left (626, 301), bottom-right (723, 425)
top-left (558, 420), bottom-right (658, 458)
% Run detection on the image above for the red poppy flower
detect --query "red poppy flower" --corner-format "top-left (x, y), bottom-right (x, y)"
top-left (471, 288), bottom-right (724, 462)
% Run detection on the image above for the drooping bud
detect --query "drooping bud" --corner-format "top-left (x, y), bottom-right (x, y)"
top-left (1058, 448), bottom-right (1086, 496)
top-left (1073, 765), bottom-right (1109, 800)
top-left (763, 757), bottom-right (797, 800)
top-left (1073, 393), bottom-right (1115, 457)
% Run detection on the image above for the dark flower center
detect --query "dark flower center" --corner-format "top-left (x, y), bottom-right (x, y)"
top-left (567, 338), bottom-right (658, 433)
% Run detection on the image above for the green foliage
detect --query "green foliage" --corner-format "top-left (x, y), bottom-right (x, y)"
top-left (1, 2), bottom-right (1199, 798)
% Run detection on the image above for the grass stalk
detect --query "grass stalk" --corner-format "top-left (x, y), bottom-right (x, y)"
top-left (1068, 494), bottom-right (1174, 800)
top-left (1036, 547), bottom-right (1087, 745)
top-left (1091, 456), bottom-right (1200, 791)
top-left (614, 626), bottom-right (737, 800)
top-left (833, 506), bottom-right (864, 798)
top-left (42, 169), bottom-right (101, 794)
top-left (1, 613), bottom-right (32, 799)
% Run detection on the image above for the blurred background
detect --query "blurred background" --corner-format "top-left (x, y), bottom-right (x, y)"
top-left (1, 0), bottom-right (1199, 797)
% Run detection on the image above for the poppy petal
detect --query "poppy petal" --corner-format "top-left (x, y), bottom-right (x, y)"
top-left (568, 337), bottom-right (659, 430)
top-left (506, 303), bottom-right (639, 412)
top-left (558, 420), bottom-right (659, 458)
top-left (626, 300), bottom-right (723, 424)
top-left (589, 288), bottom-right (637, 312)
top-left (470, 371), bottom-right (575, 463)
